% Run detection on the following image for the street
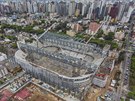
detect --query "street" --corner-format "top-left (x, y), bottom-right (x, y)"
top-left (85, 65), bottom-right (119, 101)
top-left (115, 20), bottom-right (134, 101)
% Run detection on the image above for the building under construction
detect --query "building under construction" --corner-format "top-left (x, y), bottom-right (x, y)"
top-left (15, 32), bottom-right (107, 100)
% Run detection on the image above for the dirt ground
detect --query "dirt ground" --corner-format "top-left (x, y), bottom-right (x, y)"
top-left (84, 65), bottom-right (119, 101)
top-left (28, 93), bottom-right (60, 101)
top-left (27, 84), bottom-right (63, 101)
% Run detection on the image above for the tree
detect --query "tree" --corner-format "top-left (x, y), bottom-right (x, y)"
top-left (128, 55), bottom-right (135, 99)
top-left (110, 42), bottom-right (118, 50)
top-left (0, 45), bottom-right (7, 53)
top-left (89, 38), bottom-right (118, 49)
top-left (34, 29), bottom-right (44, 35)
top-left (22, 25), bottom-right (33, 33)
top-left (41, 20), bottom-right (45, 24)
top-left (0, 34), bottom-right (5, 40)
top-left (55, 22), bottom-right (67, 32)
top-left (6, 35), bottom-right (17, 41)
top-left (11, 43), bottom-right (18, 49)
top-left (96, 29), bottom-right (104, 38)
top-left (0, 24), bottom-right (44, 35)
top-left (104, 32), bottom-right (115, 41)
top-left (127, 91), bottom-right (135, 99)
top-left (117, 51), bottom-right (125, 63)
top-left (89, 38), bottom-right (106, 48)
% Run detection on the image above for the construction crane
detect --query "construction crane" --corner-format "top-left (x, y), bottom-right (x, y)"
top-left (32, 22), bottom-right (57, 49)
top-left (81, 16), bottom-right (110, 76)
top-left (38, 22), bottom-right (57, 40)
top-left (84, 15), bottom-right (111, 51)
top-left (81, 17), bottom-right (112, 96)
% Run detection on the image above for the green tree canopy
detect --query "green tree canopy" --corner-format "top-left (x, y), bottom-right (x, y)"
top-left (104, 32), bottom-right (115, 41)
top-left (96, 29), bottom-right (104, 38)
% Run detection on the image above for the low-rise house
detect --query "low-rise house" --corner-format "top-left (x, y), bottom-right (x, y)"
top-left (0, 65), bottom-right (8, 78)
top-left (92, 58), bottom-right (115, 87)
top-left (73, 23), bottom-right (83, 32)
top-left (0, 52), bottom-right (7, 62)
top-left (67, 23), bottom-right (83, 33)
top-left (86, 22), bottom-right (101, 35)
top-left (66, 30), bottom-right (76, 37)
top-left (115, 31), bottom-right (125, 41)
top-left (102, 25), bottom-right (116, 34)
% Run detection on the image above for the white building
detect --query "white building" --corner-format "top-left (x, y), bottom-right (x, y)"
top-left (0, 65), bottom-right (8, 78)
top-left (68, 1), bottom-right (76, 16)
top-left (92, 58), bottom-right (115, 88)
top-left (82, 4), bottom-right (87, 16)
top-left (121, 6), bottom-right (134, 23)
top-left (93, 76), bottom-right (108, 87)
top-left (48, 2), bottom-right (56, 13)
top-left (87, 2), bottom-right (94, 19)
top-left (51, 3), bottom-right (56, 13)
top-left (130, 99), bottom-right (135, 101)
top-left (33, 2), bottom-right (38, 13)
top-left (117, 3), bottom-right (126, 21)
top-left (111, 80), bottom-right (116, 87)
top-left (115, 31), bottom-right (125, 41)
top-left (27, 1), bottom-right (33, 13)
top-left (127, 6), bottom-right (134, 19)
top-left (99, 0), bottom-right (107, 16)
top-left (102, 25), bottom-right (116, 33)
top-left (0, 52), bottom-right (7, 62)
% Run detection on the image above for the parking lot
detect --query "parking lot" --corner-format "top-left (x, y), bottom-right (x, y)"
top-left (123, 53), bottom-right (132, 86)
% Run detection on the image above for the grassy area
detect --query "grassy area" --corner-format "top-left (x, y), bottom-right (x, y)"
top-left (11, 42), bottom-right (18, 49)
top-left (75, 34), bottom-right (84, 39)
top-left (121, 98), bottom-right (124, 101)
top-left (127, 54), bottom-right (135, 100)
top-left (114, 71), bottom-right (121, 81)
top-left (0, 80), bottom-right (4, 85)
top-left (89, 38), bottom-right (119, 50)
top-left (96, 29), bottom-right (104, 38)
top-left (25, 38), bottom-right (36, 43)
top-left (129, 55), bottom-right (135, 87)
top-left (0, 24), bottom-right (44, 35)
top-left (0, 34), bottom-right (18, 41)
top-left (104, 32), bottom-right (115, 41)
top-left (6, 35), bottom-right (17, 41)
top-left (57, 32), bottom-right (67, 35)
top-left (0, 45), bottom-right (7, 53)
top-left (50, 30), bottom-right (69, 37)
top-left (75, 34), bottom-right (90, 41)
top-left (74, 30), bottom-right (118, 50)
top-left (117, 51), bottom-right (125, 63)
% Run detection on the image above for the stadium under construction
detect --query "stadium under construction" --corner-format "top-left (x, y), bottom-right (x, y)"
top-left (15, 32), bottom-right (108, 100)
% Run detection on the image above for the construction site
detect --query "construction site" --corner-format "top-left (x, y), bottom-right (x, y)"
top-left (93, 58), bottom-right (115, 87)
top-left (15, 32), bottom-right (108, 100)
top-left (11, 82), bottom-right (64, 101)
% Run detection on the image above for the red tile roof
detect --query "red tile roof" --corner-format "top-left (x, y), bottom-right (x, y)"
top-left (14, 88), bottom-right (31, 100)
top-left (74, 24), bottom-right (83, 32)
top-left (89, 22), bottom-right (100, 33)
top-left (132, 32), bottom-right (135, 38)
top-left (0, 89), bottom-right (13, 101)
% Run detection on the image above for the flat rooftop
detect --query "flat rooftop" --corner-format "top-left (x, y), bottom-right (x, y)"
top-left (0, 89), bottom-right (13, 101)
top-left (95, 58), bottom-right (114, 79)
